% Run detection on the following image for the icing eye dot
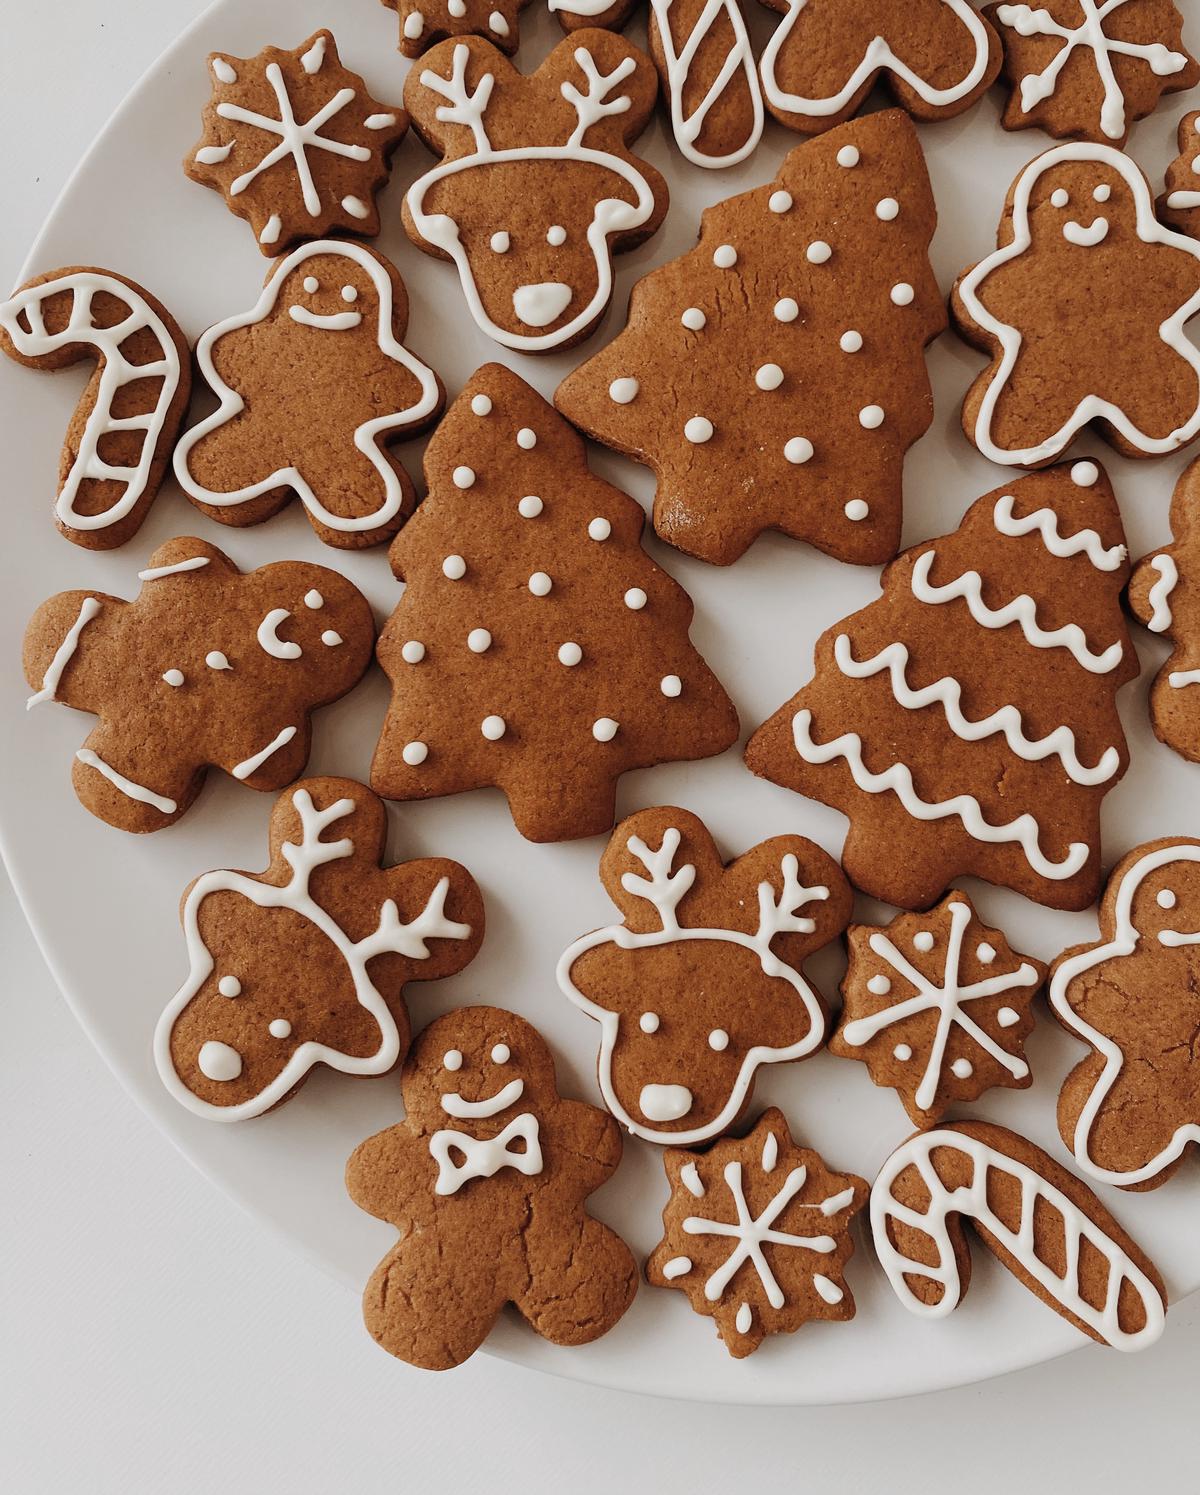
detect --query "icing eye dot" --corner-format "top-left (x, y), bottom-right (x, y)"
top-left (784, 436), bottom-right (813, 464)
top-left (528, 571), bottom-right (552, 596)
top-left (516, 427), bottom-right (537, 449)
top-left (708, 1029), bottom-right (730, 1051)
top-left (558, 641), bottom-right (582, 666)
top-left (481, 714), bottom-right (506, 740)
top-left (490, 231), bottom-right (510, 253)
top-left (442, 554), bottom-right (466, 580)
top-left (467, 628), bottom-right (492, 653)
top-left (269, 1019), bottom-right (292, 1039)
top-left (341, 286), bottom-right (358, 303)
top-left (303, 276), bottom-right (319, 293)
top-left (217, 976), bottom-right (242, 998)
top-left (839, 330), bottom-right (863, 353)
top-left (592, 717), bottom-right (619, 742)
top-left (950, 1058), bottom-right (974, 1079)
top-left (471, 393), bottom-right (493, 416)
top-left (206, 651), bottom-right (231, 670)
top-left (162, 669), bottom-right (185, 687)
top-left (837, 145), bottom-right (860, 168)
top-left (890, 282), bottom-right (915, 306)
top-left (443, 1049), bottom-right (463, 1071)
top-left (1051, 188), bottom-right (1070, 208)
top-left (755, 363), bottom-right (784, 391)
top-left (640, 1012), bottom-right (660, 1033)
top-left (518, 495), bottom-right (543, 518)
top-left (624, 587), bottom-right (647, 610)
top-left (402, 740), bottom-right (428, 765)
top-left (546, 225), bottom-right (567, 246)
top-left (1158, 888), bottom-right (1179, 909)
top-left (996, 1006), bottom-right (1021, 1028)
top-left (303, 590), bottom-right (323, 609)
top-left (1094, 184), bottom-right (1111, 202)
top-left (806, 241), bottom-right (832, 264)
top-left (875, 197), bottom-right (899, 221)
top-left (681, 307), bottom-right (707, 331)
top-left (844, 499), bottom-right (869, 521)
top-left (588, 517), bottom-right (611, 540)
top-left (768, 190), bottom-right (793, 213)
top-left (976, 942), bottom-right (997, 964)
top-left (867, 975), bottom-right (891, 996)
top-left (914, 931), bottom-right (935, 952)
top-left (859, 405), bottom-right (885, 430)
top-left (448, 0), bottom-right (467, 15)
top-left (1071, 461), bottom-right (1099, 487)
top-left (774, 297), bottom-right (799, 323)
top-left (684, 416), bottom-right (714, 444)
top-left (453, 465), bottom-right (475, 489)
top-left (491, 1043), bottom-right (511, 1064)
top-left (401, 640), bottom-right (425, 663)
top-left (713, 244), bottom-right (737, 268)
top-left (609, 377), bottom-right (639, 404)
top-left (660, 674), bottom-right (682, 697)
top-left (322, 630), bottom-right (342, 647)
top-left (893, 1043), bottom-right (912, 1061)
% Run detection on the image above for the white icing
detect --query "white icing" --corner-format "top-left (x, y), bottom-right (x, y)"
top-left (806, 241), bottom-right (831, 264)
top-left (231, 725), bottom-right (297, 781)
top-left (1169, 669), bottom-right (1200, 688)
top-left (661, 674), bottom-right (682, 697)
top-left (75, 748), bottom-right (177, 815)
top-left (713, 244), bottom-right (738, 268)
top-left (481, 715), bottom-right (506, 740)
top-left (558, 642), bottom-right (583, 666)
top-left (640, 1011), bottom-right (660, 1033)
top-left (992, 493), bottom-right (1126, 572)
top-left (27, 596), bottom-right (100, 709)
top-left (681, 1162), bottom-right (705, 1196)
top-left (471, 393), bottom-right (492, 415)
top-left (588, 517), bottom-right (611, 540)
top-left (218, 976), bottom-right (241, 998)
top-left (441, 1077), bottom-right (524, 1118)
top-left (592, 717), bottom-right (619, 742)
top-left (708, 1028), bottom-right (729, 1051)
top-left (491, 1043), bottom-right (510, 1064)
top-left (516, 427), bottom-right (537, 449)
top-left (138, 556), bottom-right (210, 581)
top-left (813, 1274), bottom-right (844, 1304)
top-left (624, 587), bottom-right (647, 610)
top-left (518, 496), bottom-right (543, 518)
top-left (196, 142), bottom-right (235, 165)
top-left (269, 1019), bottom-right (292, 1039)
top-left (528, 571), bottom-right (552, 596)
top-left (256, 608), bottom-right (302, 660)
top-left (682, 307), bottom-right (707, 330)
top-left (784, 436), bottom-right (813, 463)
top-left (304, 590), bottom-right (324, 609)
top-left (430, 1113), bottom-right (542, 1195)
top-left (1063, 216), bottom-right (1108, 247)
top-left (467, 628), bottom-right (492, 653)
top-left (735, 1303), bottom-right (753, 1334)
top-left (211, 58), bottom-right (237, 84)
top-left (844, 500), bottom-right (869, 521)
top-left (876, 197), bottom-right (899, 221)
top-left (684, 416), bottom-right (714, 443)
top-left (662, 1255), bottom-right (692, 1279)
top-left (649, 0), bottom-right (764, 169)
top-left (444, 1049), bottom-right (463, 1071)
top-left (299, 34), bottom-right (327, 74)
top-left (163, 670), bottom-right (185, 688)
top-left (755, 363), bottom-right (784, 391)
top-left (609, 377), bottom-right (639, 403)
top-left (859, 405), bottom-right (885, 429)
top-left (762, 1131), bottom-right (779, 1172)
top-left (404, 11), bottom-right (425, 40)
top-left (401, 640), bottom-right (425, 663)
top-left (489, 12), bottom-right (510, 38)
top-left (198, 1040), bottom-right (242, 1082)
top-left (891, 282), bottom-right (915, 306)
top-left (443, 554), bottom-right (466, 579)
top-left (640, 1083), bottom-right (693, 1121)
top-left (1146, 554), bottom-right (1179, 633)
top-left (206, 651), bottom-right (231, 671)
top-left (365, 113), bottom-right (399, 130)
top-left (774, 298), bottom-right (798, 322)
top-left (403, 741), bottom-right (428, 765)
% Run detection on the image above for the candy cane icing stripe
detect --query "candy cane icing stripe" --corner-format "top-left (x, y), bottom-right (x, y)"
top-left (650, 0), bottom-right (763, 169)
top-left (26, 596), bottom-right (101, 710)
top-left (992, 493), bottom-right (1126, 571)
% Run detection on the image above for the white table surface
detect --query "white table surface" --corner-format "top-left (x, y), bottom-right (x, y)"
top-left (4, 5), bottom-right (1200, 1491)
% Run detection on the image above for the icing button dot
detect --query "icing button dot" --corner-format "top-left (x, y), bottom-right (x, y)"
top-left (951, 1058), bottom-right (974, 1079)
top-left (681, 307), bottom-right (706, 331)
top-left (713, 244), bottom-right (737, 268)
top-left (844, 499), bottom-right (869, 521)
top-left (558, 641), bottom-right (583, 666)
top-left (516, 427), bottom-right (537, 450)
top-left (1158, 888), bottom-right (1179, 909)
top-left (528, 571), bottom-right (552, 596)
top-left (837, 145), bottom-right (860, 167)
top-left (755, 363), bottom-right (784, 391)
top-left (471, 393), bottom-right (493, 416)
top-left (609, 377), bottom-right (639, 404)
top-left (784, 436), bottom-right (813, 464)
top-left (768, 190), bottom-right (792, 213)
top-left (592, 717), bottom-right (619, 742)
top-left (624, 588), bottom-right (647, 610)
top-left (708, 1029), bottom-right (729, 1051)
top-left (890, 283), bottom-right (915, 306)
top-left (453, 465), bottom-right (475, 490)
top-left (442, 554), bottom-right (467, 579)
top-left (839, 330), bottom-right (863, 353)
top-left (217, 976), bottom-right (242, 998)
top-left (303, 276), bottom-right (319, 294)
top-left (774, 297), bottom-right (799, 323)
top-left (491, 1043), bottom-right (511, 1064)
top-left (1071, 461), bottom-right (1099, 488)
top-left (401, 640), bottom-right (425, 663)
top-left (588, 517), bottom-right (612, 541)
top-left (162, 669), bottom-right (184, 687)
top-left (875, 197), bottom-right (900, 221)
top-left (321, 630), bottom-right (342, 647)
top-left (893, 1043), bottom-right (912, 1061)
top-left (660, 674), bottom-right (682, 697)
top-left (402, 741), bottom-right (428, 766)
top-left (806, 241), bottom-right (831, 264)
top-left (996, 1006), bottom-right (1021, 1028)
top-left (976, 942), bottom-right (997, 964)
top-left (468, 628), bottom-right (492, 653)
top-left (859, 405), bottom-right (885, 430)
top-left (684, 416), bottom-right (714, 443)
top-left (639, 1012), bottom-right (660, 1033)
top-left (443, 1049), bottom-right (463, 1071)
top-left (481, 715), bottom-right (506, 741)
top-left (269, 1019), bottom-right (292, 1039)
top-left (518, 495), bottom-right (543, 518)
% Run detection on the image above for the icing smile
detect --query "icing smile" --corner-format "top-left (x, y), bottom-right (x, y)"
top-left (288, 305), bottom-right (363, 330)
top-left (1062, 217), bottom-right (1109, 247)
top-left (440, 1077), bottom-right (525, 1118)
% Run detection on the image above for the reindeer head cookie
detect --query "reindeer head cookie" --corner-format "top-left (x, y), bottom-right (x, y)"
top-left (155, 778), bottom-right (483, 1121)
top-left (346, 1006), bottom-right (637, 1369)
top-left (403, 33), bottom-right (668, 352)
top-left (23, 537), bottom-right (373, 832)
top-left (557, 807), bottom-right (853, 1145)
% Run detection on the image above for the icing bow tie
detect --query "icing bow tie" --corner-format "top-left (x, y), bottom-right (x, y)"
top-left (429, 1112), bottom-right (543, 1196)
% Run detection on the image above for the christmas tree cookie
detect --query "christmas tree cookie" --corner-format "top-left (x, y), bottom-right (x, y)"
top-left (371, 366), bottom-right (739, 842)
top-left (746, 463), bottom-right (1137, 911)
top-left (555, 110), bottom-right (945, 567)
top-left (1160, 110), bottom-right (1200, 237)
top-left (382, 0), bottom-right (531, 59)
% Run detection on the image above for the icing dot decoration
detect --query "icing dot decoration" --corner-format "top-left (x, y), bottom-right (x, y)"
top-left (837, 145), bottom-right (860, 167)
top-left (891, 283), bottom-right (915, 306)
top-left (518, 495), bottom-right (543, 518)
top-left (206, 651), bottom-right (231, 671)
top-left (840, 330), bottom-right (863, 353)
top-left (558, 642), bottom-right (582, 666)
top-left (1071, 462), bottom-right (1099, 488)
top-left (402, 741), bottom-right (428, 765)
top-left (769, 190), bottom-right (793, 213)
top-left (609, 377), bottom-right (639, 404)
top-left (443, 1049), bottom-right (463, 1071)
top-left (784, 436), bottom-right (813, 464)
top-left (198, 1040), bottom-right (242, 1082)
top-left (997, 1006), bottom-right (1021, 1028)
top-left (868, 974), bottom-right (891, 995)
top-left (516, 427), bottom-right (537, 449)
top-left (876, 197), bottom-right (900, 221)
top-left (471, 394), bottom-right (493, 416)
top-left (269, 1019), bottom-right (292, 1039)
top-left (914, 931), bottom-right (935, 952)
top-left (951, 1058), bottom-right (974, 1079)
top-left (1158, 888), bottom-right (1178, 909)
top-left (807, 241), bottom-right (832, 264)
top-left (660, 674), bottom-right (682, 697)
top-left (755, 363), bottom-right (784, 391)
top-left (844, 499), bottom-right (869, 521)
top-left (624, 587), bottom-right (647, 610)
top-left (547, 225), bottom-right (567, 246)
top-left (401, 640), bottom-right (425, 663)
top-left (491, 1043), bottom-right (511, 1063)
top-left (977, 942), bottom-right (997, 964)
top-left (859, 405), bottom-right (885, 429)
top-left (774, 298), bottom-right (799, 323)
top-left (713, 244), bottom-right (737, 268)
top-left (682, 307), bottom-right (706, 331)
top-left (708, 1028), bottom-right (729, 1051)
top-left (481, 714), bottom-right (506, 740)
top-left (490, 231), bottom-right (510, 253)
top-left (467, 628), bottom-right (492, 653)
top-left (640, 1012), bottom-right (660, 1033)
top-left (442, 554), bottom-right (466, 579)
top-left (894, 1043), bottom-right (913, 1061)
top-left (1051, 188), bottom-right (1070, 208)
top-left (528, 571), bottom-right (552, 596)
top-left (453, 465), bottom-right (475, 490)
top-left (685, 416), bottom-right (714, 443)
top-left (163, 669), bottom-right (184, 687)
top-left (592, 717), bottom-right (619, 742)
top-left (304, 590), bottom-right (323, 609)
top-left (588, 517), bottom-right (612, 541)
top-left (218, 976), bottom-right (242, 998)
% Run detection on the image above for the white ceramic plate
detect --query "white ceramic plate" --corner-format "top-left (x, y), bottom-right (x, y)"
top-left (4, 0), bottom-right (1199, 1405)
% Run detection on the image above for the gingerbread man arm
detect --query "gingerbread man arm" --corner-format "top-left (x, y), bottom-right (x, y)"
top-left (24, 589), bottom-right (127, 716)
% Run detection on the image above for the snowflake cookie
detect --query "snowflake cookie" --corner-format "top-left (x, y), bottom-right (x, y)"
top-left (952, 142), bottom-right (1200, 467)
top-left (831, 891), bottom-right (1046, 1126)
top-left (154, 777), bottom-right (483, 1122)
top-left (872, 1120), bottom-right (1167, 1350)
top-left (346, 1006), bottom-right (638, 1369)
top-left (23, 537), bottom-right (374, 833)
top-left (1050, 838), bottom-right (1200, 1189)
top-left (987, 0), bottom-right (1198, 145)
top-left (646, 1109), bottom-right (867, 1358)
top-left (173, 241), bottom-right (443, 550)
top-left (185, 31), bottom-right (407, 255)
top-left (555, 110), bottom-right (945, 567)
top-left (371, 367), bottom-right (738, 843)
top-left (382, 0), bottom-right (531, 58)
top-left (558, 807), bottom-right (852, 1144)
top-left (0, 267), bottom-right (191, 550)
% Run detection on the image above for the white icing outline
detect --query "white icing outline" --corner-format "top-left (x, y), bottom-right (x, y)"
top-left (992, 492), bottom-right (1126, 571)
top-left (649, 0), bottom-right (763, 169)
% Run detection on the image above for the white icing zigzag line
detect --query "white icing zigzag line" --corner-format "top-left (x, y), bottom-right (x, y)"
top-left (871, 1128), bottom-right (1166, 1351)
top-left (911, 550), bottom-right (1124, 674)
top-left (992, 493), bottom-right (1126, 571)
top-left (834, 634), bottom-right (1119, 786)
top-left (1147, 554), bottom-right (1178, 633)
top-left (792, 710), bottom-right (1090, 880)
top-left (650, 0), bottom-right (763, 169)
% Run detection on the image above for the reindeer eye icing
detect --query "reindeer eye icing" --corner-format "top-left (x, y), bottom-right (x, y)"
top-left (547, 225), bottom-right (567, 246)
top-left (490, 231), bottom-right (510, 254)
top-left (443, 1049), bottom-right (463, 1071)
top-left (708, 1029), bottom-right (730, 1051)
top-left (639, 1012), bottom-right (660, 1034)
top-left (490, 1043), bottom-right (511, 1064)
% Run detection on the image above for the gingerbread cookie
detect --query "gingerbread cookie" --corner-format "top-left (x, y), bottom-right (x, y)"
top-left (154, 778), bottom-right (483, 1122)
top-left (24, 537), bottom-right (373, 833)
top-left (173, 240), bottom-right (442, 550)
top-left (556, 111), bottom-right (944, 567)
top-left (648, 0), bottom-right (764, 168)
top-left (346, 1006), bottom-right (637, 1370)
top-left (1050, 838), bottom-right (1200, 1190)
top-left (872, 1120), bottom-right (1167, 1350)
top-left (952, 143), bottom-right (1200, 468)
top-left (0, 267), bottom-right (190, 550)
top-left (403, 33), bottom-right (668, 353)
top-left (383, 0), bottom-right (530, 57)
top-left (558, 808), bottom-right (852, 1144)
top-left (185, 31), bottom-right (407, 255)
top-left (1160, 110), bottom-right (1200, 236)
top-left (371, 366), bottom-right (737, 843)
top-left (549, 0), bottom-right (641, 31)
top-left (831, 891), bottom-right (1045, 1127)
top-left (1128, 456), bottom-right (1200, 762)
top-left (746, 464), bottom-right (1136, 912)
top-left (987, 1), bottom-right (1198, 145)
top-left (759, 0), bottom-right (1001, 134)
top-left (646, 1109), bottom-right (867, 1358)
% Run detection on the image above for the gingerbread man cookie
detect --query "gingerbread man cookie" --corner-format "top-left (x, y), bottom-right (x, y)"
top-left (1050, 838), bottom-right (1200, 1190)
top-left (24, 537), bottom-right (373, 833)
top-left (1160, 109), bottom-right (1200, 236)
top-left (155, 778), bottom-right (483, 1121)
top-left (185, 31), bottom-right (407, 255)
top-left (403, 34), bottom-right (668, 353)
top-left (953, 143), bottom-right (1200, 467)
top-left (346, 1006), bottom-right (638, 1370)
top-left (383, 0), bottom-right (531, 57)
top-left (173, 241), bottom-right (443, 550)
top-left (0, 267), bottom-right (191, 549)
top-left (831, 891), bottom-right (1046, 1127)
top-left (558, 808), bottom-right (852, 1145)
top-left (646, 1109), bottom-right (867, 1358)
top-left (872, 1120), bottom-right (1167, 1350)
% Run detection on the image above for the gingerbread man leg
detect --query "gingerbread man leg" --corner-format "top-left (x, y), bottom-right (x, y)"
top-left (363, 1241), bottom-right (509, 1370)
top-left (513, 1214), bottom-right (637, 1346)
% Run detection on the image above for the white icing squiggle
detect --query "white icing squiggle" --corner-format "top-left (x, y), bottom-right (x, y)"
top-left (27, 596), bottom-right (100, 709)
top-left (1146, 554), bottom-right (1178, 633)
top-left (992, 493), bottom-right (1125, 571)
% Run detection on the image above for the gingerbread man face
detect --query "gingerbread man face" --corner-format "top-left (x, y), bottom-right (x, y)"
top-left (23, 537), bottom-right (374, 832)
top-left (1050, 838), bottom-right (1200, 1189)
top-left (154, 778), bottom-right (483, 1121)
top-left (346, 1006), bottom-right (637, 1369)
top-left (558, 808), bottom-right (853, 1145)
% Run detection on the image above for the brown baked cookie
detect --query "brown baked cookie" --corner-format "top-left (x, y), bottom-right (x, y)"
top-left (646, 1109), bottom-right (867, 1358)
top-left (745, 463), bottom-right (1136, 912)
top-left (346, 1006), bottom-right (638, 1370)
top-left (402, 33), bottom-right (668, 353)
top-left (154, 777), bottom-right (483, 1122)
top-left (1160, 109), bottom-right (1200, 235)
top-left (1049, 838), bottom-right (1200, 1191)
top-left (173, 240), bottom-right (443, 550)
top-left (24, 537), bottom-right (373, 833)
top-left (371, 365), bottom-right (738, 843)
top-left (952, 142), bottom-right (1200, 468)
top-left (647, 0), bottom-right (764, 168)
top-left (1127, 455), bottom-right (1200, 762)
top-left (550, 0), bottom-right (641, 32)
top-left (558, 807), bottom-right (852, 1144)
top-left (383, 0), bottom-right (530, 57)
top-left (185, 31), bottom-right (407, 255)
top-left (831, 891), bottom-right (1045, 1127)
top-left (871, 1120), bottom-right (1168, 1350)
top-left (758, 0), bottom-right (1001, 134)
top-left (0, 267), bottom-right (191, 550)
top-left (987, 1), bottom-right (1198, 145)
top-left (555, 110), bottom-right (944, 567)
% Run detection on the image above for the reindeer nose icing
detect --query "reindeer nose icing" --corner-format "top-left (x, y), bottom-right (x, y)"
top-left (512, 282), bottom-right (572, 328)
top-left (639, 1083), bottom-right (693, 1122)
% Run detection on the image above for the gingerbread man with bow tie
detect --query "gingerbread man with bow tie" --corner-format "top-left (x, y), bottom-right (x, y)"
top-left (345, 1005), bottom-right (637, 1369)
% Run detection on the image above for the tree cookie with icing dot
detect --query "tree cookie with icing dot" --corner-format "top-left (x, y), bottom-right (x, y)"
top-left (371, 366), bottom-right (738, 843)
top-left (383, 0), bottom-right (531, 58)
top-left (1159, 109), bottom-right (1200, 237)
top-left (346, 1006), bottom-right (637, 1370)
top-left (746, 463), bottom-right (1136, 912)
top-left (23, 537), bottom-right (374, 833)
top-left (831, 890), bottom-right (1046, 1127)
top-left (952, 142), bottom-right (1200, 467)
top-left (154, 777), bottom-right (483, 1122)
top-left (646, 1109), bottom-right (867, 1358)
top-left (555, 110), bottom-right (945, 567)
top-left (557, 807), bottom-right (853, 1144)
top-left (185, 31), bottom-right (407, 255)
